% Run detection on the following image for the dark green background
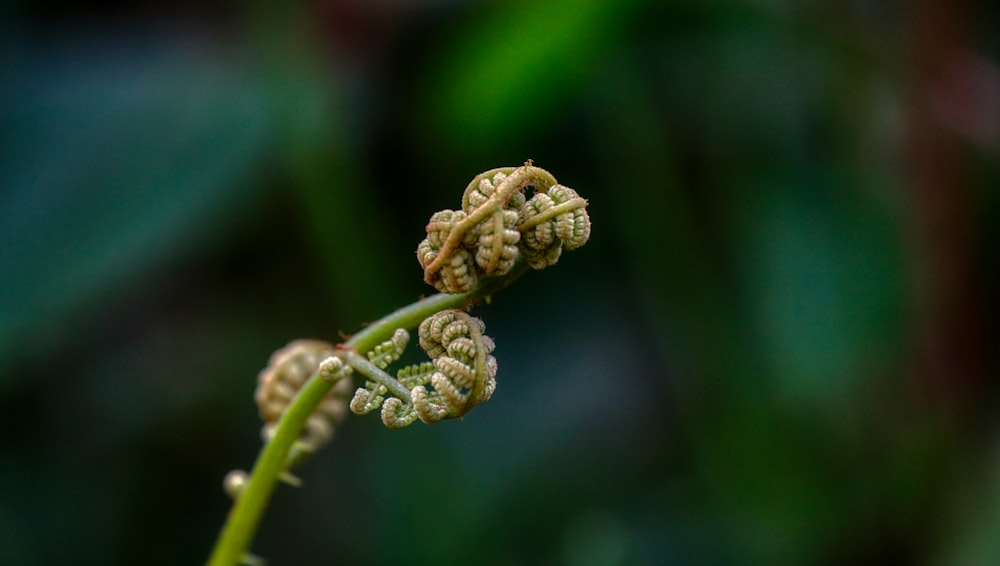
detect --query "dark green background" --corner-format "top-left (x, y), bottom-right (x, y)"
top-left (2, 1), bottom-right (998, 564)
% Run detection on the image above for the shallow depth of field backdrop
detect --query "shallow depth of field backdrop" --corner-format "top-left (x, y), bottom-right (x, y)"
top-left (2, 1), bottom-right (999, 564)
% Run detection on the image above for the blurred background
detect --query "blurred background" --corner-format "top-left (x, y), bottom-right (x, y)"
top-left (1, 0), bottom-right (998, 564)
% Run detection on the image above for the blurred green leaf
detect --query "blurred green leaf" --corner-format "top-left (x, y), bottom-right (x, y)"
top-left (416, 0), bottom-right (638, 151)
top-left (730, 174), bottom-right (905, 411)
top-left (934, 445), bottom-right (1000, 566)
top-left (246, 5), bottom-right (411, 321)
top-left (0, 40), bottom-right (271, 368)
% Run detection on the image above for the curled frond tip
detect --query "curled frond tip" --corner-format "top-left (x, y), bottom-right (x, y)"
top-left (417, 164), bottom-right (590, 293)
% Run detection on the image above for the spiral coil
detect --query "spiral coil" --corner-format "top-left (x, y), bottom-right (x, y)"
top-left (417, 163), bottom-right (591, 293)
top-left (254, 339), bottom-right (354, 453)
top-left (519, 184), bottom-right (591, 269)
top-left (413, 309), bottom-right (497, 423)
top-left (348, 310), bottom-right (497, 428)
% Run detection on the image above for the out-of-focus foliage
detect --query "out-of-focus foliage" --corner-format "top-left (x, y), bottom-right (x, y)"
top-left (1, 0), bottom-right (997, 564)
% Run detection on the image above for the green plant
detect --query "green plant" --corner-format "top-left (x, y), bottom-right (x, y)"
top-left (207, 162), bottom-right (591, 565)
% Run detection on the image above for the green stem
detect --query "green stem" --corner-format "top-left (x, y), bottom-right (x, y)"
top-left (342, 350), bottom-right (413, 402)
top-left (206, 264), bottom-right (528, 566)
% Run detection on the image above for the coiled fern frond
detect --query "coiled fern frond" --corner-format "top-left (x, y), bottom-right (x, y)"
top-left (346, 310), bottom-right (496, 428)
top-left (210, 162), bottom-right (592, 566)
top-left (412, 309), bottom-right (497, 423)
top-left (254, 340), bottom-right (353, 454)
top-left (417, 162), bottom-right (591, 293)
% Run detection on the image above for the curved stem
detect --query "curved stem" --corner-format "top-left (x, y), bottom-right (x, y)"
top-left (342, 350), bottom-right (412, 402)
top-left (206, 263), bottom-right (528, 566)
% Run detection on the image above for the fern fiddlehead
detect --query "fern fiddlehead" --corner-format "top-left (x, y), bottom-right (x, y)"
top-left (254, 340), bottom-right (353, 457)
top-left (345, 309), bottom-right (497, 428)
top-left (413, 309), bottom-right (497, 422)
top-left (209, 163), bottom-right (590, 566)
top-left (417, 162), bottom-right (591, 293)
